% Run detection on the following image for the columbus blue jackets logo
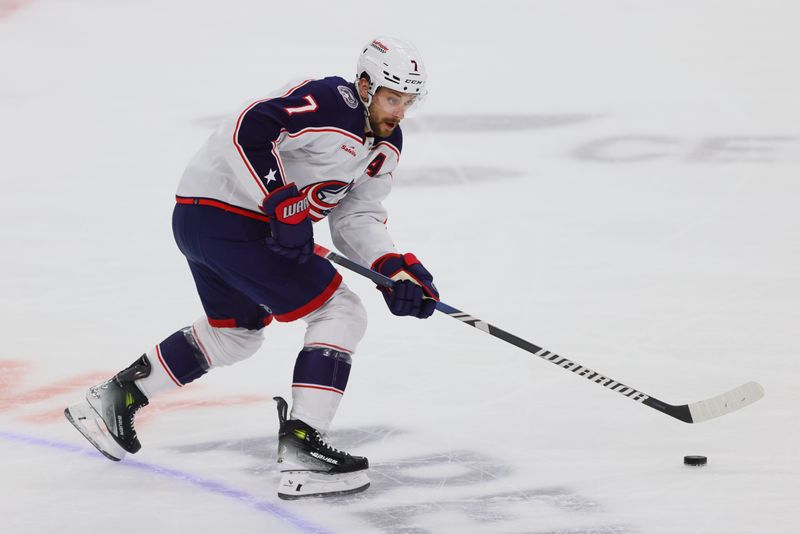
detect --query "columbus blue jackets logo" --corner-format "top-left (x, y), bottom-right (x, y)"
top-left (337, 85), bottom-right (359, 109)
top-left (302, 180), bottom-right (354, 221)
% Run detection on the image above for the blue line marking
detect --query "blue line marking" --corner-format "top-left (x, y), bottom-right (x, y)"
top-left (0, 429), bottom-right (335, 534)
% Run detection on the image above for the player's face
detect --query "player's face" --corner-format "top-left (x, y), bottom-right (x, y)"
top-left (367, 87), bottom-right (417, 137)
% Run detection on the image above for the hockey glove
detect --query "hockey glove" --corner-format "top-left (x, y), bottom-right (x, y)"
top-left (260, 183), bottom-right (313, 263)
top-left (372, 252), bottom-right (439, 319)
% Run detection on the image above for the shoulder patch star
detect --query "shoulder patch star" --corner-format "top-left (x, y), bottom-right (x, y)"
top-left (264, 168), bottom-right (278, 184)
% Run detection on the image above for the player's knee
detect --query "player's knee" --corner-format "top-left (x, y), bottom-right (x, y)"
top-left (341, 290), bottom-right (368, 343)
top-left (304, 285), bottom-right (368, 353)
top-left (191, 317), bottom-right (265, 367)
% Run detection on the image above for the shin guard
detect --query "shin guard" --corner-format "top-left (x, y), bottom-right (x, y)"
top-left (290, 347), bottom-right (352, 433)
top-left (136, 327), bottom-right (211, 398)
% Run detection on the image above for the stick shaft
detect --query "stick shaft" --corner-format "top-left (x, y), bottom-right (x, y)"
top-left (313, 245), bottom-right (763, 423)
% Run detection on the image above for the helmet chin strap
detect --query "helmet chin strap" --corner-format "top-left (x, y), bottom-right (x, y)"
top-left (357, 78), bottom-right (376, 134)
top-left (357, 78), bottom-right (374, 112)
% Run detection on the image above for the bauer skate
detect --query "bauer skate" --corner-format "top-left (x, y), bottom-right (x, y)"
top-left (273, 396), bottom-right (369, 499)
top-left (64, 355), bottom-right (150, 461)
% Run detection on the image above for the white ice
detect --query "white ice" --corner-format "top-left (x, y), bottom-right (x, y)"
top-left (1, 1), bottom-right (798, 533)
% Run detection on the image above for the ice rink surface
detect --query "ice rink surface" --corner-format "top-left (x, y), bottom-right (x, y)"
top-left (1, 1), bottom-right (798, 532)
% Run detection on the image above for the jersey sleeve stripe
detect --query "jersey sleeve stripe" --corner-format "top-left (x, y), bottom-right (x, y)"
top-left (233, 99), bottom-right (271, 196)
top-left (373, 140), bottom-right (401, 160)
top-left (280, 79), bottom-right (314, 98)
top-left (286, 126), bottom-right (365, 145)
top-left (232, 79), bottom-right (315, 196)
top-left (271, 138), bottom-right (288, 185)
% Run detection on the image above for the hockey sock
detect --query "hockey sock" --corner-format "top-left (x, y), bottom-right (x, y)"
top-left (290, 346), bottom-right (352, 433)
top-left (135, 327), bottom-right (211, 398)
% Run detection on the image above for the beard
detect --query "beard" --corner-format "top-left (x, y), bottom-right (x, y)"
top-left (369, 117), bottom-right (397, 137)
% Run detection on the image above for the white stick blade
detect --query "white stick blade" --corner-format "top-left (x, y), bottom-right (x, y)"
top-left (688, 381), bottom-right (765, 423)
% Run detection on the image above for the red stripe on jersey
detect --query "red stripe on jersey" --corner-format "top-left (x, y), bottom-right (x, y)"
top-left (274, 272), bottom-right (343, 322)
top-left (233, 100), bottom-right (270, 195)
top-left (280, 79), bottom-right (315, 98)
top-left (207, 318), bottom-right (237, 328)
top-left (373, 140), bottom-right (401, 161)
top-left (287, 127), bottom-right (365, 145)
top-left (271, 139), bottom-right (288, 183)
top-left (175, 196), bottom-right (270, 222)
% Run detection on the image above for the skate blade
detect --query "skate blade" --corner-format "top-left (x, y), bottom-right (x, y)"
top-left (64, 400), bottom-right (127, 462)
top-left (277, 469), bottom-right (370, 500)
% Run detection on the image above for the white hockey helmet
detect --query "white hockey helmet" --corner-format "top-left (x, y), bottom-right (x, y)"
top-left (356, 37), bottom-right (427, 107)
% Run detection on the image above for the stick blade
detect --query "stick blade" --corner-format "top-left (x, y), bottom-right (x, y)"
top-left (687, 381), bottom-right (764, 423)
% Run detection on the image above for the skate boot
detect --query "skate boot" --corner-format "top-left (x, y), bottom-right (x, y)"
top-left (64, 355), bottom-right (150, 461)
top-left (273, 396), bottom-right (369, 499)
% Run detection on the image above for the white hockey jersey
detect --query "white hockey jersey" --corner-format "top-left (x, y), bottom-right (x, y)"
top-left (176, 76), bottom-right (402, 267)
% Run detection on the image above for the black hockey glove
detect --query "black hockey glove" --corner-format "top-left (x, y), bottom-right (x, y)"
top-left (372, 252), bottom-right (439, 319)
top-left (260, 183), bottom-right (313, 263)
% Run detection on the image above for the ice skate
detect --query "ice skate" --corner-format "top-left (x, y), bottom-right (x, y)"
top-left (64, 355), bottom-right (150, 461)
top-left (273, 396), bottom-right (369, 499)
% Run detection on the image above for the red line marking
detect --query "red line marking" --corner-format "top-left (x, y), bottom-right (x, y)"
top-left (0, 371), bottom-right (111, 410)
top-left (142, 394), bottom-right (271, 414)
top-left (0, 360), bottom-right (29, 410)
top-left (0, 362), bottom-right (116, 413)
top-left (0, 0), bottom-right (28, 20)
top-left (22, 393), bottom-right (271, 424)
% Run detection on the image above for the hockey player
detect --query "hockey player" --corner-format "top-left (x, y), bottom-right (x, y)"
top-left (64, 37), bottom-right (439, 499)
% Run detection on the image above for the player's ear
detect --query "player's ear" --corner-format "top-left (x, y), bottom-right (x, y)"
top-left (357, 76), bottom-right (370, 102)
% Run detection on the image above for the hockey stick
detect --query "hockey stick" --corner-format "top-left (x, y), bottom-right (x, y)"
top-left (314, 244), bottom-right (764, 423)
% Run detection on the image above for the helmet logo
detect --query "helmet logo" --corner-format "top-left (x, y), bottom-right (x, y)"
top-left (410, 59), bottom-right (418, 72)
top-left (370, 40), bottom-right (389, 53)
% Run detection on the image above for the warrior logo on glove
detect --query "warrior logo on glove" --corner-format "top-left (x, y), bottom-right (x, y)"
top-left (261, 183), bottom-right (314, 263)
top-left (280, 197), bottom-right (310, 222)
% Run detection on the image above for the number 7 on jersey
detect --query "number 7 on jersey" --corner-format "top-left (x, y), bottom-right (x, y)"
top-left (284, 95), bottom-right (319, 115)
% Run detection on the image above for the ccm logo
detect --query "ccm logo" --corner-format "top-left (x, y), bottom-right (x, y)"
top-left (404, 79), bottom-right (423, 84)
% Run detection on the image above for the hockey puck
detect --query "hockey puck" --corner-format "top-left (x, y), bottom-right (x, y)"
top-left (683, 455), bottom-right (707, 466)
